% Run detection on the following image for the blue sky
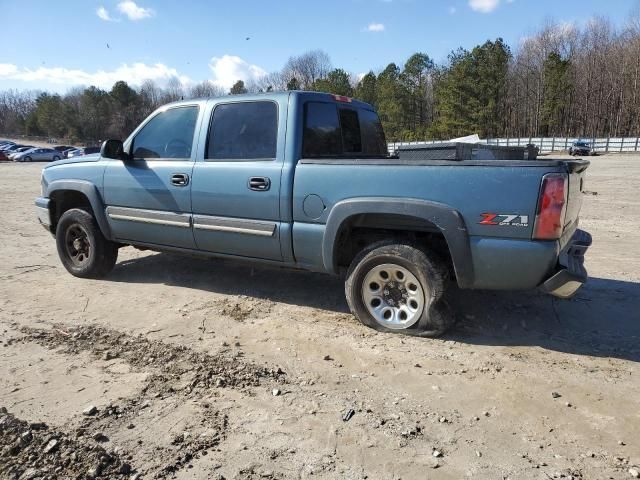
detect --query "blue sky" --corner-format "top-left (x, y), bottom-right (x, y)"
top-left (0, 0), bottom-right (637, 92)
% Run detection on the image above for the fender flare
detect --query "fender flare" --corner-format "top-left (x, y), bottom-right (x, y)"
top-left (46, 180), bottom-right (112, 239)
top-left (322, 197), bottom-right (474, 288)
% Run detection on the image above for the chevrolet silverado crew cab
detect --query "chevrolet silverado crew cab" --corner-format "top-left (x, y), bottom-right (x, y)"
top-left (35, 91), bottom-right (591, 337)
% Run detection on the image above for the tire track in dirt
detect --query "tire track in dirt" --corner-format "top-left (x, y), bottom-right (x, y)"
top-left (3, 324), bottom-right (288, 478)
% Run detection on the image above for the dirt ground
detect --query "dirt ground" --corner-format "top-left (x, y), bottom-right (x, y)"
top-left (1, 155), bottom-right (639, 480)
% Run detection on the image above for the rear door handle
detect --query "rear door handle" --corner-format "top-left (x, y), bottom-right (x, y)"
top-left (248, 176), bottom-right (271, 191)
top-left (171, 173), bottom-right (189, 186)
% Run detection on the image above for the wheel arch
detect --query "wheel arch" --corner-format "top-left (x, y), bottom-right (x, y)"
top-left (323, 197), bottom-right (474, 288)
top-left (46, 180), bottom-right (112, 239)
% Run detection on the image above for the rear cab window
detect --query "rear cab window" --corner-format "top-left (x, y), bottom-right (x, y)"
top-left (302, 101), bottom-right (387, 158)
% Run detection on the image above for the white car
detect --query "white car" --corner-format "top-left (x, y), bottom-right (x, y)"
top-left (7, 146), bottom-right (35, 160)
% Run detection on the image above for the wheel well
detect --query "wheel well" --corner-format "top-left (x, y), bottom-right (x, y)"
top-left (334, 213), bottom-right (455, 279)
top-left (49, 190), bottom-right (93, 231)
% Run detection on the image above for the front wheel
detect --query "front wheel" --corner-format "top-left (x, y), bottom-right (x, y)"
top-left (345, 242), bottom-right (455, 337)
top-left (55, 208), bottom-right (118, 278)
top-left (53, 155), bottom-right (60, 161)
top-left (23, 156), bottom-right (31, 162)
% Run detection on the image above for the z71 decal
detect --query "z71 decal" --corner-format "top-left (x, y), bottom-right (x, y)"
top-left (479, 213), bottom-right (529, 227)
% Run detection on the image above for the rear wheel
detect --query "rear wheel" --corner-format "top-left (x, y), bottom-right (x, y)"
top-left (53, 155), bottom-right (60, 161)
top-left (56, 208), bottom-right (118, 278)
top-left (345, 242), bottom-right (455, 337)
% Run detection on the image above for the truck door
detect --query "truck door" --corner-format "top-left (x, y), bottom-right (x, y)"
top-left (190, 99), bottom-right (285, 261)
top-left (103, 105), bottom-right (200, 249)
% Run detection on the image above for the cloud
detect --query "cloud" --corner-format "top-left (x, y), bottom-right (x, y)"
top-left (117, 1), bottom-right (154, 21)
top-left (208, 55), bottom-right (267, 90)
top-left (468, 0), bottom-right (500, 13)
top-left (365, 23), bottom-right (385, 32)
top-left (0, 64), bottom-right (18, 76)
top-left (96, 6), bottom-right (118, 21)
top-left (0, 62), bottom-right (190, 89)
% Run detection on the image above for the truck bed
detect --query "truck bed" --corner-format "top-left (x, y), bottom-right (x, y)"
top-left (292, 157), bottom-right (589, 290)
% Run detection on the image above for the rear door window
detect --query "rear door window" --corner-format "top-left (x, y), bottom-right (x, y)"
top-left (207, 101), bottom-right (278, 160)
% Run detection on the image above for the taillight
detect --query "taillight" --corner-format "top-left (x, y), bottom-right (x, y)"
top-left (533, 173), bottom-right (568, 240)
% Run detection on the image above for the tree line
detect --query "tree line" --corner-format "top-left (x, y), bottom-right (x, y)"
top-left (1, 15), bottom-right (640, 144)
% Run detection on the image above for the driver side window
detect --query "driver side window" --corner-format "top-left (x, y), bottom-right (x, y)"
top-left (132, 106), bottom-right (199, 159)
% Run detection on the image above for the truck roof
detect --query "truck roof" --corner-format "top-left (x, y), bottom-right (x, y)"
top-left (164, 90), bottom-right (375, 111)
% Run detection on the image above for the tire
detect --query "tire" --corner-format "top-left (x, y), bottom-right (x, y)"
top-left (55, 208), bottom-right (118, 278)
top-left (345, 242), bottom-right (455, 337)
top-left (53, 156), bottom-right (60, 161)
top-left (24, 156), bottom-right (31, 162)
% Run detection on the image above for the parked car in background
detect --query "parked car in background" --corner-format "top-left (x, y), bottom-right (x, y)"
top-left (54, 145), bottom-right (75, 152)
top-left (7, 146), bottom-right (35, 160)
top-left (67, 147), bottom-right (100, 158)
top-left (0, 142), bottom-right (19, 151)
top-left (13, 147), bottom-right (61, 162)
top-left (62, 148), bottom-right (78, 158)
top-left (1, 144), bottom-right (30, 154)
top-left (569, 141), bottom-right (593, 156)
top-left (65, 149), bottom-right (84, 158)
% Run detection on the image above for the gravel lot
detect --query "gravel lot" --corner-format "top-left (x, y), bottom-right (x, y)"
top-left (1, 155), bottom-right (639, 479)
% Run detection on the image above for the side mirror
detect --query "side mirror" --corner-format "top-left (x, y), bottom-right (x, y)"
top-left (100, 139), bottom-right (129, 160)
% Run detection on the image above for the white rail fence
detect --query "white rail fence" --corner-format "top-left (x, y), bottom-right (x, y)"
top-left (388, 137), bottom-right (640, 155)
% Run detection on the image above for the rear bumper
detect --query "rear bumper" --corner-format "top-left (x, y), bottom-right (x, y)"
top-left (540, 229), bottom-right (592, 298)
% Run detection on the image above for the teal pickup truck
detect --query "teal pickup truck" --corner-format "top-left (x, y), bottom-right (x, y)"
top-left (35, 91), bottom-right (591, 337)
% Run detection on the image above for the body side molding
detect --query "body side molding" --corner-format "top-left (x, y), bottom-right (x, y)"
top-left (192, 215), bottom-right (277, 237)
top-left (106, 206), bottom-right (191, 228)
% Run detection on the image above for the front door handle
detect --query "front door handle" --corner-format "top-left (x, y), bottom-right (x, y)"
top-left (248, 176), bottom-right (271, 191)
top-left (171, 173), bottom-right (189, 187)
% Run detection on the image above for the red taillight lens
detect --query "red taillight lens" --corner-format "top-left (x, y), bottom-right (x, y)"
top-left (533, 173), bottom-right (568, 240)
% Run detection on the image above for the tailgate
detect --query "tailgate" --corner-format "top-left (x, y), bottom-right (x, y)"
top-left (562, 159), bottom-right (590, 237)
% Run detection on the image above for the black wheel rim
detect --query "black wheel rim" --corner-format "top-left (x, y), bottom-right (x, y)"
top-left (64, 224), bottom-right (91, 267)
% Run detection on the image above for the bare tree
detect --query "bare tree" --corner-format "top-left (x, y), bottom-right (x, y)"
top-left (188, 81), bottom-right (224, 99)
top-left (163, 77), bottom-right (184, 103)
top-left (281, 50), bottom-right (332, 89)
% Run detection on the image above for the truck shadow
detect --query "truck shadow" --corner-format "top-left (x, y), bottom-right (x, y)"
top-left (446, 278), bottom-right (640, 363)
top-left (112, 252), bottom-right (350, 313)
top-left (110, 252), bottom-right (640, 363)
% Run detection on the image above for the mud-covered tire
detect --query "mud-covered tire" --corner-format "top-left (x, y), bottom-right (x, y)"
top-left (55, 208), bottom-right (118, 278)
top-left (345, 242), bottom-right (455, 337)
